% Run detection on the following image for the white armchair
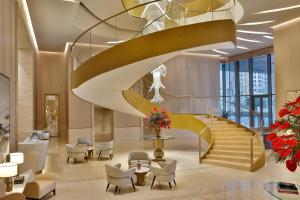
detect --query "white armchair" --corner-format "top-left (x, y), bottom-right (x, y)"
top-left (128, 152), bottom-right (151, 168)
top-left (150, 160), bottom-right (177, 189)
top-left (105, 163), bottom-right (136, 195)
top-left (98, 141), bottom-right (113, 160)
top-left (65, 144), bottom-right (87, 164)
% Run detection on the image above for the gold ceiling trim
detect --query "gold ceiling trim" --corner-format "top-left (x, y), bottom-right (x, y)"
top-left (71, 19), bottom-right (236, 89)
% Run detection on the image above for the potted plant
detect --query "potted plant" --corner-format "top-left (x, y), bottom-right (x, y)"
top-left (267, 96), bottom-right (300, 172)
top-left (145, 107), bottom-right (171, 138)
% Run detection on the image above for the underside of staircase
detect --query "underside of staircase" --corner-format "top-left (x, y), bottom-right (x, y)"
top-left (198, 115), bottom-right (264, 171)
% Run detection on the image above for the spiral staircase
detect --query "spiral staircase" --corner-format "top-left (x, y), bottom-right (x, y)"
top-left (70, 0), bottom-right (265, 171)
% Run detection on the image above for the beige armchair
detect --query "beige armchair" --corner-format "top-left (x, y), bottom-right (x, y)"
top-left (23, 174), bottom-right (56, 200)
top-left (65, 144), bottom-right (87, 164)
top-left (128, 152), bottom-right (151, 168)
top-left (150, 160), bottom-right (177, 189)
top-left (98, 141), bottom-right (113, 160)
top-left (0, 180), bottom-right (25, 200)
top-left (105, 163), bottom-right (136, 195)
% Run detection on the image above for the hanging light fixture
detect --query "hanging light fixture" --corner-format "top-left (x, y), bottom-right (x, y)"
top-left (149, 65), bottom-right (167, 103)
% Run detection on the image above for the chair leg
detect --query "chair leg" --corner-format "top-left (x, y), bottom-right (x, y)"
top-left (53, 189), bottom-right (56, 195)
top-left (67, 157), bottom-right (69, 164)
top-left (114, 186), bottom-right (118, 195)
top-left (168, 182), bottom-right (172, 189)
top-left (98, 151), bottom-right (102, 160)
top-left (130, 178), bottom-right (136, 191)
top-left (151, 176), bottom-right (156, 189)
top-left (106, 183), bottom-right (110, 192)
top-left (173, 180), bottom-right (177, 186)
top-left (74, 158), bottom-right (77, 164)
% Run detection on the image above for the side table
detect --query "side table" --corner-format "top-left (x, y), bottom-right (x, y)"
top-left (134, 167), bottom-right (150, 186)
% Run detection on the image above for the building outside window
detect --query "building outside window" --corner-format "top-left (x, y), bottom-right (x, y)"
top-left (220, 54), bottom-right (275, 128)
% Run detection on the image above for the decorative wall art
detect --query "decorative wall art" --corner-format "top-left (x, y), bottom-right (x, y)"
top-left (0, 73), bottom-right (10, 162)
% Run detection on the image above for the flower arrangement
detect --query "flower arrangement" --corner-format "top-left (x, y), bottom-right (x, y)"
top-left (267, 96), bottom-right (300, 172)
top-left (145, 108), bottom-right (171, 137)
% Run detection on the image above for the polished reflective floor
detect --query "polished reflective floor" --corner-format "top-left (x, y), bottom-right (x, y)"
top-left (43, 138), bottom-right (300, 200)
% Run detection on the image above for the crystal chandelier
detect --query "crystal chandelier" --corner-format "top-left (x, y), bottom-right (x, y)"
top-left (149, 65), bottom-right (167, 103)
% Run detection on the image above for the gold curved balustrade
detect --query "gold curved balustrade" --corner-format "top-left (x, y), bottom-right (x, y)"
top-left (71, 19), bottom-right (236, 89)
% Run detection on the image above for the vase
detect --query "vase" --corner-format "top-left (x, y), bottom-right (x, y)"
top-left (154, 125), bottom-right (161, 138)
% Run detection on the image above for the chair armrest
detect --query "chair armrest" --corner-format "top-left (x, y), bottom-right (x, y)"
top-left (114, 163), bottom-right (121, 168)
top-left (123, 167), bottom-right (136, 178)
top-left (23, 182), bottom-right (40, 199)
top-left (158, 161), bottom-right (167, 168)
top-left (149, 166), bottom-right (162, 176)
top-left (0, 193), bottom-right (26, 200)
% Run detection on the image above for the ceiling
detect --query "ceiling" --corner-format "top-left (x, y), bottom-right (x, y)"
top-left (27, 0), bottom-right (300, 56)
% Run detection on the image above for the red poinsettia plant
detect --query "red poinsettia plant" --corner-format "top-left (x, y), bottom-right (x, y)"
top-left (145, 107), bottom-right (171, 130)
top-left (267, 96), bottom-right (300, 172)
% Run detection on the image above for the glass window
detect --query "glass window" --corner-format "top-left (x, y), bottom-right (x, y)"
top-left (239, 60), bottom-right (249, 95)
top-left (240, 96), bottom-right (250, 127)
top-left (226, 96), bottom-right (236, 121)
top-left (271, 54), bottom-right (275, 94)
top-left (225, 63), bottom-right (235, 96)
top-left (220, 64), bottom-right (223, 96)
top-left (253, 55), bottom-right (268, 95)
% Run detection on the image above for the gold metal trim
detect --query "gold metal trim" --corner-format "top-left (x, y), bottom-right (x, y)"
top-left (71, 19), bottom-right (236, 89)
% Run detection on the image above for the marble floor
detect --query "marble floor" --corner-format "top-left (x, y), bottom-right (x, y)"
top-left (43, 138), bottom-right (300, 200)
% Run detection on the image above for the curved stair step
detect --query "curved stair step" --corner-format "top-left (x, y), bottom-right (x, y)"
top-left (214, 141), bottom-right (261, 146)
top-left (206, 154), bottom-right (258, 163)
top-left (209, 149), bottom-right (261, 157)
top-left (213, 145), bottom-right (262, 151)
top-left (214, 136), bottom-right (255, 141)
top-left (212, 132), bottom-right (253, 136)
top-left (201, 159), bottom-right (250, 171)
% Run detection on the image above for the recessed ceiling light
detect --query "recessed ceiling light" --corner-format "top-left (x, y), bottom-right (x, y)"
top-left (263, 36), bottom-right (273, 40)
top-left (63, 0), bottom-right (79, 3)
top-left (255, 5), bottom-right (300, 14)
top-left (237, 37), bottom-right (263, 43)
top-left (239, 21), bottom-right (275, 26)
top-left (212, 49), bottom-right (229, 55)
top-left (237, 30), bottom-right (271, 35)
top-left (106, 40), bottom-right (125, 44)
top-left (236, 46), bottom-right (249, 50)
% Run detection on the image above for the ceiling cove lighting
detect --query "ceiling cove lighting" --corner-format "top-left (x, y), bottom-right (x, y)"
top-left (237, 30), bottom-right (271, 35)
top-left (19, 0), bottom-right (38, 51)
top-left (62, 0), bottom-right (79, 3)
top-left (263, 35), bottom-right (274, 40)
top-left (106, 40), bottom-right (125, 44)
top-left (236, 46), bottom-right (249, 50)
top-left (255, 5), bottom-right (300, 14)
top-left (237, 37), bottom-right (263, 43)
top-left (239, 21), bottom-right (275, 26)
top-left (212, 49), bottom-right (229, 55)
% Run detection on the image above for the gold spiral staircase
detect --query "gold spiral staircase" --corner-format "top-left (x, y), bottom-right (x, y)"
top-left (70, 0), bottom-right (265, 171)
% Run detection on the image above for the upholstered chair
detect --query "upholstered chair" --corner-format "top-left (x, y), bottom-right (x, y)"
top-left (150, 160), bottom-right (177, 189)
top-left (128, 152), bottom-right (151, 168)
top-left (77, 137), bottom-right (93, 146)
top-left (98, 140), bottom-right (113, 160)
top-left (0, 180), bottom-right (26, 200)
top-left (65, 144), bottom-right (87, 164)
top-left (105, 163), bottom-right (136, 195)
top-left (23, 173), bottom-right (56, 200)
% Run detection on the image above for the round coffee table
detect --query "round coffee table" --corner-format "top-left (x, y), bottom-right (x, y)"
top-left (264, 182), bottom-right (300, 200)
top-left (134, 167), bottom-right (150, 186)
